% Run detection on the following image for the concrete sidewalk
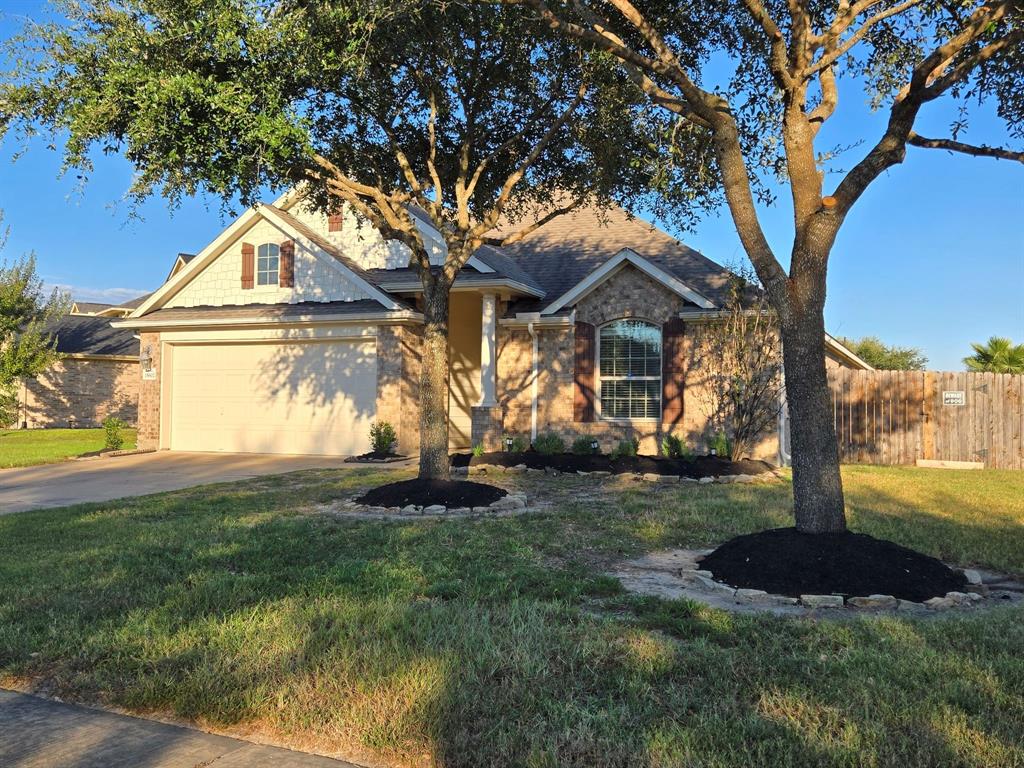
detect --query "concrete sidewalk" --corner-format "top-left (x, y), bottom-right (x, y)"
top-left (0, 451), bottom-right (410, 514)
top-left (0, 689), bottom-right (358, 767)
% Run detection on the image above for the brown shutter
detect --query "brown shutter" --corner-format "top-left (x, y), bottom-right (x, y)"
top-left (662, 318), bottom-right (686, 425)
top-left (241, 243), bottom-right (255, 289)
top-left (279, 240), bottom-right (295, 288)
top-left (574, 321), bottom-right (596, 422)
top-left (328, 213), bottom-right (343, 232)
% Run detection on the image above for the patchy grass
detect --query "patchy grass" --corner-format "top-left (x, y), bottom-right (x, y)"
top-left (0, 428), bottom-right (138, 468)
top-left (0, 466), bottom-right (1022, 767)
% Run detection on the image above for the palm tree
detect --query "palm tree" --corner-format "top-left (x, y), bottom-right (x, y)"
top-left (963, 337), bottom-right (1024, 374)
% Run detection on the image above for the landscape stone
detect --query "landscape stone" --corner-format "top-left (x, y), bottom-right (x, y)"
top-left (400, 504), bottom-right (419, 514)
top-left (642, 473), bottom-right (661, 482)
top-left (897, 599), bottom-right (928, 612)
top-left (544, 466), bottom-right (560, 475)
top-left (698, 476), bottom-right (715, 484)
top-left (658, 474), bottom-right (680, 484)
top-left (526, 468), bottom-right (545, 475)
top-left (962, 569), bottom-right (983, 585)
top-left (422, 504), bottom-right (446, 515)
top-left (735, 588), bottom-right (768, 601)
top-left (694, 574), bottom-right (736, 596)
top-left (925, 596), bottom-right (956, 610)
top-left (848, 594), bottom-right (898, 609)
top-left (448, 507), bottom-right (472, 515)
top-left (505, 464), bottom-right (527, 474)
top-left (945, 591), bottom-right (972, 604)
top-left (800, 594), bottom-right (844, 609)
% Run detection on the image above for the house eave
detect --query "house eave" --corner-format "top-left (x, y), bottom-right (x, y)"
top-left (379, 277), bottom-right (545, 298)
top-left (111, 309), bottom-right (424, 331)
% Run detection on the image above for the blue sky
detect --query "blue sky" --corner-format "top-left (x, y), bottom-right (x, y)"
top-left (0, 2), bottom-right (1021, 371)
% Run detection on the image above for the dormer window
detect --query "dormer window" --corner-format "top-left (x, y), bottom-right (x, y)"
top-left (257, 243), bottom-right (280, 286)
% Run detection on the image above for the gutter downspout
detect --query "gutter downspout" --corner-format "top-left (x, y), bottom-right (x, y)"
top-left (528, 321), bottom-right (539, 443)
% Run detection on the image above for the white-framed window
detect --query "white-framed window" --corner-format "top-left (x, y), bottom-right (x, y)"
top-left (257, 243), bottom-right (280, 286)
top-left (598, 319), bottom-right (662, 420)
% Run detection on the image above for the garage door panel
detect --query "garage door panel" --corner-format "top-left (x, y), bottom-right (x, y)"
top-left (169, 340), bottom-right (376, 455)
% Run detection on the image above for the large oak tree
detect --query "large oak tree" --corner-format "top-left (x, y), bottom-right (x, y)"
top-left (1, 0), bottom-right (677, 479)
top-left (510, 0), bottom-right (1023, 532)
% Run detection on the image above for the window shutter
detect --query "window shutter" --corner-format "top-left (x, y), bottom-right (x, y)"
top-left (279, 240), bottom-right (295, 288)
top-left (574, 321), bottom-right (596, 422)
top-left (241, 243), bottom-right (255, 289)
top-left (662, 318), bottom-right (686, 425)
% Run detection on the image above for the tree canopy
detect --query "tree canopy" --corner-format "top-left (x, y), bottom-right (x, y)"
top-left (964, 336), bottom-right (1024, 373)
top-left (840, 336), bottom-right (927, 370)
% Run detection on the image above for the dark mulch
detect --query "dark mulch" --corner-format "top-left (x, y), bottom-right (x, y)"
top-left (450, 450), bottom-right (772, 479)
top-left (344, 451), bottom-right (409, 464)
top-left (699, 527), bottom-right (968, 601)
top-left (355, 478), bottom-right (506, 508)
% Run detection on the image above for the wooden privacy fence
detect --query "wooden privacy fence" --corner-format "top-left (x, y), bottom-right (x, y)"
top-left (826, 369), bottom-right (1024, 469)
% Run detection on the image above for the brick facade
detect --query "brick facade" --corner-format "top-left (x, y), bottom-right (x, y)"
top-left (136, 333), bottom-right (163, 450)
top-left (376, 323), bottom-right (422, 455)
top-left (493, 266), bottom-right (780, 461)
top-left (13, 357), bottom-right (139, 429)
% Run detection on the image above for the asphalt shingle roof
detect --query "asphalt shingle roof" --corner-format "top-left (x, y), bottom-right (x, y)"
top-left (47, 315), bottom-right (139, 356)
top-left (135, 299), bottom-right (396, 324)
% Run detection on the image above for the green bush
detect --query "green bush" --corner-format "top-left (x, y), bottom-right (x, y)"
top-left (472, 444), bottom-right (485, 457)
top-left (102, 416), bottom-right (126, 451)
top-left (610, 438), bottom-right (639, 459)
top-left (661, 433), bottom-right (683, 458)
top-left (368, 421), bottom-right (398, 455)
top-left (533, 432), bottom-right (565, 455)
top-left (502, 434), bottom-right (528, 453)
top-left (571, 434), bottom-right (598, 455)
top-left (710, 430), bottom-right (731, 458)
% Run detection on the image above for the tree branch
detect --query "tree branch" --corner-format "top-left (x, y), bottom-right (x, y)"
top-left (807, 0), bottom-right (927, 76)
top-left (908, 132), bottom-right (1024, 162)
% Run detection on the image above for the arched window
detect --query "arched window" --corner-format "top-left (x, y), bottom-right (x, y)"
top-left (598, 319), bottom-right (662, 419)
top-left (257, 243), bottom-right (280, 286)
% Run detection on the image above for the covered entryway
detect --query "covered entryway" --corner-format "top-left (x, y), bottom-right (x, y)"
top-left (168, 339), bottom-right (376, 455)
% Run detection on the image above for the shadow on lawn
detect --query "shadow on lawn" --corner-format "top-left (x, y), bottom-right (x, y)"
top-left (1, 469), bottom-right (1023, 767)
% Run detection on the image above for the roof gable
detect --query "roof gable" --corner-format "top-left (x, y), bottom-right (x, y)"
top-left (541, 248), bottom-right (715, 315)
top-left (132, 206), bottom-right (401, 317)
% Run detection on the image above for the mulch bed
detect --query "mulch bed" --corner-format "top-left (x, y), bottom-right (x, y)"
top-left (699, 528), bottom-right (968, 601)
top-left (355, 478), bottom-right (507, 508)
top-left (451, 450), bottom-right (772, 478)
top-left (344, 451), bottom-right (409, 464)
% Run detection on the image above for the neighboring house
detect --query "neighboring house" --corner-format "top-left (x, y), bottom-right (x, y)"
top-left (12, 308), bottom-right (142, 429)
top-left (113, 190), bottom-right (870, 461)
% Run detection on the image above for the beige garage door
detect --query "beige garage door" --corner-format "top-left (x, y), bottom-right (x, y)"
top-left (169, 339), bottom-right (376, 455)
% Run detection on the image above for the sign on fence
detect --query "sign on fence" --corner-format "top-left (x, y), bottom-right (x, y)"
top-left (942, 390), bottom-right (966, 406)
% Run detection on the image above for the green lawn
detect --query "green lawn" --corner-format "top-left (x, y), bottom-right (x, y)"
top-left (1, 466), bottom-right (1022, 767)
top-left (0, 428), bottom-right (138, 468)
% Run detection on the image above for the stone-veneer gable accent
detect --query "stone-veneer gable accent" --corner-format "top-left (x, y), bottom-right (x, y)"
top-left (494, 265), bottom-right (779, 460)
top-left (12, 357), bottom-right (139, 429)
top-left (574, 263), bottom-right (693, 327)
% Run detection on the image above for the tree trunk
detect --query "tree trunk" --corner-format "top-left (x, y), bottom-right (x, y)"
top-left (780, 303), bottom-right (847, 534)
top-left (418, 277), bottom-right (452, 481)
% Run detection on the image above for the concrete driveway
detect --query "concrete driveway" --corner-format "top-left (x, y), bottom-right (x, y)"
top-left (0, 451), bottom-right (408, 514)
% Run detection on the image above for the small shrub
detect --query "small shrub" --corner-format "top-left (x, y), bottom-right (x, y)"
top-left (472, 444), bottom-right (485, 458)
top-left (661, 433), bottom-right (683, 458)
top-left (368, 421), bottom-right (398, 455)
top-left (710, 430), bottom-right (731, 458)
top-left (102, 416), bottom-right (126, 451)
top-left (611, 438), bottom-right (639, 459)
top-left (571, 434), bottom-right (598, 455)
top-left (533, 432), bottom-right (566, 455)
top-left (502, 434), bottom-right (528, 453)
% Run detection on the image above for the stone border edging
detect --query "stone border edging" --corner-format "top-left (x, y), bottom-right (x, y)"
top-left (612, 549), bottom-right (1020, 616)
top-left (324, 491), bottom-right (531, 520)
top-left (454, 464), bottom-right (783, 484)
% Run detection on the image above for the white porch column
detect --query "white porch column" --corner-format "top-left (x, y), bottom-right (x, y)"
top-left (478, 293), bottom-right (498, 406)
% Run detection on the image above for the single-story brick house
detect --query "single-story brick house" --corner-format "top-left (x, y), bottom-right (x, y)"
top-left (11, 305), bottom-right (142, 429)
top-left (112, 190), bottom-right (869, 461)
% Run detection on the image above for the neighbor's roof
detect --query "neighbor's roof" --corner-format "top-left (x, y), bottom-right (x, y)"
top-left (47, 314), bottom-right (139, 357)
top-left (70, 301), bottom-right (116, 315)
